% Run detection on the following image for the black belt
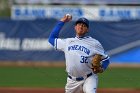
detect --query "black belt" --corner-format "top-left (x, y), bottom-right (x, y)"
top-left (68, 73), bottom-right (92, 81)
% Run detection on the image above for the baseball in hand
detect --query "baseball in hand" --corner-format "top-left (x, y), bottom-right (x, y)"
top-left (66, 14), bottom-right (72, 19)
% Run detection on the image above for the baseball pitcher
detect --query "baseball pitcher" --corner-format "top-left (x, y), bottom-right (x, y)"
top-left (48, 14), bottom-right (110, 93)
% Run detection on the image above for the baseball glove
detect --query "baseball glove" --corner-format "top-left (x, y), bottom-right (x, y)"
top-left (92, 54), bottom-right (103, 74)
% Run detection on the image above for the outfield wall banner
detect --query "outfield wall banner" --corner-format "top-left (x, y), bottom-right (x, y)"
top-left (0, 19), bottom-right (140, 63)
top-left (11, 5), bottom-right (140, 21)
top-left (14, 0), bottom-right (140, 4)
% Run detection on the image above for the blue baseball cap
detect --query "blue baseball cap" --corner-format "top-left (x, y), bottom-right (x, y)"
top-left (75, 17), bottom-right (89, 28)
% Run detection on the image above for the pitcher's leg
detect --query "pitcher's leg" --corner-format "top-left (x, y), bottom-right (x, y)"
top-left (83, 75), bottom-right (98, 93)
top-left (65, 77), bottom-right (84, 93)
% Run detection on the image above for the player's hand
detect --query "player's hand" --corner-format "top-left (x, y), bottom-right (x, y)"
top-left (92, 66), bottom-right (104, 74)
top-left (60, 14), bottom-right (72, 22)
top-left (91, 54), bottom-right (103, 74)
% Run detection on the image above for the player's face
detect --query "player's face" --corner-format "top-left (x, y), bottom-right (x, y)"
top-left (75, 22), bottom-right (88, 37)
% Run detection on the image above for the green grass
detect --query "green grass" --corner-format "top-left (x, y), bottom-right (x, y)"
top-left (0, 66), bottom-right (140, 88)
top-left (99, 67), bottom-right (140, 88)
top-left (0, 67), bottom-right (67, 88)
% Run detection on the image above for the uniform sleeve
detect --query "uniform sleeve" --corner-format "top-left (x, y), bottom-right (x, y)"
top-left (93, 41), bottom-right (108, 59)
top-left (54, 38), bottom-right (66, 51)
top-left (93, 40), bottom-right (110, 70)
top-left (48, 21), bottom-right (65, 46)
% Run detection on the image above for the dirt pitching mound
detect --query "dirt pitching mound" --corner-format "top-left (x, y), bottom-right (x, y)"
top-left (0, 88), bottom-right (140, 93)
